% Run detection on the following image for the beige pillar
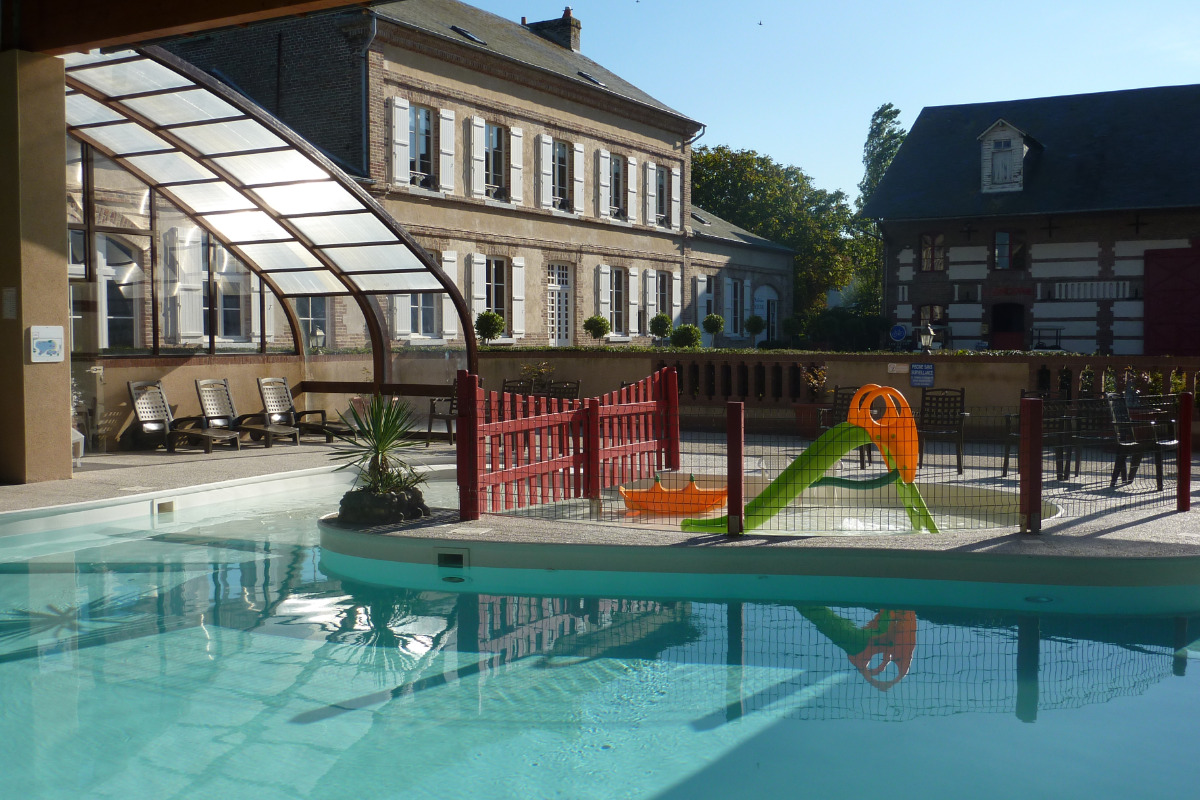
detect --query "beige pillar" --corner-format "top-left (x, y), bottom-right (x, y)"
top-left (0, 51), bottom-right (71, 482)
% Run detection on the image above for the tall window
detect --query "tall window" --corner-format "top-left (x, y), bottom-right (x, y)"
top-left (656, 272), bottom-right (671, 317)
top-left (552, 139), bottom-right (571, 210)
top-left (296, 296), bottom-right (327, 348)
top-left (992, 139), bottom-right (1015, 185)
top-left (409, 105), bottom-right (434, 188)
top-left (411, 294), bottom-right (437, 335)
top-left (703, 276), bottom-right (714, 316)
top-left (486, 256), bottom-right (507, 332)
top-left (609, 266), bottom-right (626, 334)
top-left (729, 280), bottom-right (743, 335)
top-left (919, 304), bottom-right (947, 327)
top-left (993, 231), bottom-right (1026, 270)
top-left (610, 154), bottom-right (626, 218)
top-left (485, 123), bottom-right (507, 199)
top-left (655, 165), bottom-right (670, 227)
top-left (920, 233), bottom-right (946, 272)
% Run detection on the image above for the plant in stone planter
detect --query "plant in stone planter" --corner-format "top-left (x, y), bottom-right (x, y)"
top-left (333, 394), bottom-right (430, 526)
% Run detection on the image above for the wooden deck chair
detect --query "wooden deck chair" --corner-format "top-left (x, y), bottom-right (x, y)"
top-left (426, 378), bottom-right (457, 447)
top-left (258, 377), bottom-right (351, 442)
top-left (128, 380), bottom-right (240, 454)
top-left (196, 378), bottom-right (299, 447)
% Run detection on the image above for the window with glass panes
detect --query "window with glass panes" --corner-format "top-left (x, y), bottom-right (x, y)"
top-left (411, 294), bottom-right (437, 335)
top-left (486, 256), bottom-right (508, 333)
top-left (552, 139), bottom-right (571, 210)
top-left (657, 272), bottom-right (670, 316)
top-left (609, 266), bottom-right (626, 334)
top-left (296, 296), bottom-right (327, 347)
top-left (729, 280), bottom-right (743, 334)
top-left (610, 153), bottom-right (626, 217)
top-left (485, 123), bottom-right (507, 198)
top-left (920, 233), bottom-right (946, 272)
top-left (655, 165), bottom-right (670, 226)
top-left (409, 105), bottom-right (434, 187)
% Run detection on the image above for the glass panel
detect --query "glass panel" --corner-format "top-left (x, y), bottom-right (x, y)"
top-left (212, 151), bottom-right (328, 185)
top-left (266, 270), bottom-right (346, 295)
top-left (211, 247), bottom-right (256, 353)
top-left (122, 88), bottom-right (241, 126)
top-left (95, 233), bottom-right (152, 355)
top-left (322, 244), bottom-right (423, 273)
top-left (167, 182), bottom-right (256, 214)
top-left (83, 122), bottom-right (169, 156)
top-left (199, 210), bottom-right (290, 243)
top-left (65, 94), bottom-right (124, 126)
top-left (251, 181), bottom-right (364, 216)
top-left (289, 296), bottom-right (329, 351)
top-left (125, 151), bottom-right (216, 185)
top-left (92, 153), bottom-right (150, 231)
top-left (157, 199), bottom-right (208, 354)
top-left (66, 137), bottom-right (84, 224)
top-left (60, 50), bottom-right (137, 68)
top-left (291, 213), bottom-right (396, 246)
top-left (70, 58), bottom-right (192, 97)
top-left (236, 241), bottom-right (323, 271)
top-left (68, 229), bottom-right (87, 279)
top-left (349, 272), bottom-right (443, 292)
top-left (171, 119), bottom-right (286, 156)
top-left (267, 283), bottom-right (297, 353)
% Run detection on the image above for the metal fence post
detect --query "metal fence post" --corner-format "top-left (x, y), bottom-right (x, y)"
top-left (1019, 396), bottom-right (1043, 534)
top-left (456, 370), bottom-right (481, 521)
top-left (728, 401), bottom-right (744, 535)
top-left (1178, 391), bottom-right (1193, 512)
top-left (585, 397), bottom-right (602, 506)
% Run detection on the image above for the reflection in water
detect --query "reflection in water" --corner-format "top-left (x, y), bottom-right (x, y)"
top-left (796, 607), bottom-right (918, 691)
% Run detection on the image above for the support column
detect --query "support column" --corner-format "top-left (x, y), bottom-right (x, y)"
top-left (0, 51), bottom-right (71, 482)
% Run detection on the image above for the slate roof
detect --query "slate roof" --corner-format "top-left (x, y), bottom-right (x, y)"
top-left (689, 208), bottom-right (794, 257)
top-left (373, 0), bottom-right (699, 130)
top-left (862, 83), bottom-right (1200, 221)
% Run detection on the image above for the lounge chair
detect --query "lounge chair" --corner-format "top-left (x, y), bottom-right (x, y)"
top-left (196, 378), bottom-right (299, 447)
top-left (258, 377), bottom-right (351, 442)
top-left (128, 380), bottom-right (240, 454)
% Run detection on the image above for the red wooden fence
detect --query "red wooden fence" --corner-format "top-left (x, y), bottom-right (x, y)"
top-left (457, 367), bottom-right (681, 520)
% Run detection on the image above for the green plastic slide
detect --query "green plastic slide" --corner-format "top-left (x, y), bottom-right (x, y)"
top-left (680, 422), bottom-right (939, 534)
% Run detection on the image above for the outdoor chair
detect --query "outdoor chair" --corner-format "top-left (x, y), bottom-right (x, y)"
top-left (1106, 392), bottom-right (1177, 490)
top-left (501, 378), bottom-right (534, 394)
top-left (128, 380), bottom-right (240, 454)
top-left (258, 377), bottom-right (351, 443)
top-left (816, 386), bottom-right (871, 469)
top-left (426, 378), bottom-right (458, 447)
top-left (1070, 398), bottom-right (1117, 477)
top-left (916, 387), bottom-right (969, 474)
top-left (547, 379), bottom-right (580, 400)
top-left (196, 378), bottom-right (299, 447)
top-left (1001, 390), bottom-right (1074, 480)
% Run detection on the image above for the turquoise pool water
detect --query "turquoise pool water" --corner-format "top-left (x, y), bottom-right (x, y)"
top-left (2, 478), bottom-right (1198, 799)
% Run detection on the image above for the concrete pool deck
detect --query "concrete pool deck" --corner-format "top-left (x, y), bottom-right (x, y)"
top-left (3, 441), bottom-right (1200, 563)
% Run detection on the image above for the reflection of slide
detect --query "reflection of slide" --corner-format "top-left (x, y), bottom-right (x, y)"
top-left (797, 606), bottom-right (917, 691)
top-left (681, 385), bottom-right (938, 534)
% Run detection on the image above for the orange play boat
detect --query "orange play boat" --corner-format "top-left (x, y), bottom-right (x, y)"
top-left (619, 475), bottom-right (728, 514)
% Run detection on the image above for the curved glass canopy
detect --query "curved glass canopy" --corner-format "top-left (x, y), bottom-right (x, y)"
top-left (61, 45), bottom-right (477, 373)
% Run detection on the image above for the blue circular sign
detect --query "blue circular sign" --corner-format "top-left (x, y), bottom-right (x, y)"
top-left (889, 324), bottom-right (908, 342)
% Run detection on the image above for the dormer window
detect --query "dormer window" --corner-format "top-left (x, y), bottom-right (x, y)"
top-left (979, 120), bottom-right (1030, 193)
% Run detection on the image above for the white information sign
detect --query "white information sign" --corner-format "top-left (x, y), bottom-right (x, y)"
top-left (30, 325), bottom-right (65, 363)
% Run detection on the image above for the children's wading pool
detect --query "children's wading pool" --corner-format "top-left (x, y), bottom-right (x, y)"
top-left (1, 471), bottom-right (1198, 799)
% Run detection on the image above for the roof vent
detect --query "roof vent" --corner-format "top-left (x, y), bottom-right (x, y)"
top-left (690, 212), bottom-right (710, 225)
top-left (526, 7), bottom-right (581, 52)
top-left (578, 71), bottom-right (606, 87)
top-left (450, 25), bottom-right (487, 46)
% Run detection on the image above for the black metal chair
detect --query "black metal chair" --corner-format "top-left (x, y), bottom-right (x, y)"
top-left (1001, 390), bottom-right (1074, 480)
top-left (426, 378), bottom-right (458, 447)
top-left (916, 387), bottom-right (969, 474)
top-left (547, 379), bottom-right (580, 400)
top-left (1106, 392), bottom-right (1177, 490)
top-left (816, 385), bottom-right (871, 468)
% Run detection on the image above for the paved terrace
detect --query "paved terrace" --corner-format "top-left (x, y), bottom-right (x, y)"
top-left (3, 438), bottom-right (1200, 562)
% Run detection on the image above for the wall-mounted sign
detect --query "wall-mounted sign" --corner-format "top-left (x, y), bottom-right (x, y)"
top-left (887, 363), bottom-right (911, 374)
top-left (30, 325), bottom-right (64, 363)
top-left (889, 324), bottom-right (908, 342)
top-left (910, 363), bottom-right (935, 387)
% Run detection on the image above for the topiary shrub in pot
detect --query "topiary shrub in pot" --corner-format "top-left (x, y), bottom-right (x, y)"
top-left (333, 394), bottom-right (430, 526)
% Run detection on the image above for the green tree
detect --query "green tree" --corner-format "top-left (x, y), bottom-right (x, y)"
top-left (582, 314), bottom-right (611, 341)
top-left (648, 312), bottom-right (672, 340)
top-left (702, 313), bottom-right (725, 340)
top-left (474, 311), bottom-right (505, 345)
top-left (745, 314), bottom-right (765, 342)
top-left (670, 324), bottom-right (703, 348)
top-left (849, 103), bottom-right (907, 315)
top-left (691, 145), bottom-right (855, 314)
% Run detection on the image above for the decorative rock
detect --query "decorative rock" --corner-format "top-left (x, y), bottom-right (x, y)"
top-left (338, 487), bottom-right (431, 527)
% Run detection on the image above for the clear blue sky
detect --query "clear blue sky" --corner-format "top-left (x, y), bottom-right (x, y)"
top-left (469, 0), bottom-right (1200, 201)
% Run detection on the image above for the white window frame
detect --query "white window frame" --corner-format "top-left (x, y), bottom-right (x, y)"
top-left (552, 139), bottom-right (571, 211)
top-left (609, 266), bottom-right (627, 335)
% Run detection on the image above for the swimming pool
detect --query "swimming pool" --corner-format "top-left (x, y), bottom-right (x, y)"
top-left (2, 472), bottom-right (1198, 799)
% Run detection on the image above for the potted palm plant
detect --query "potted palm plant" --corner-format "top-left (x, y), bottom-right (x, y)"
top-left (333, 394), bottom-right (430, 526)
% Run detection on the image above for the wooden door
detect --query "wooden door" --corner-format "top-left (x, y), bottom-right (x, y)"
top-left (1145, 247), bottom-right (1200, 356)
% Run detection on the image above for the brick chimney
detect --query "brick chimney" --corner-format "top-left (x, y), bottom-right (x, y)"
top-left (526, 7), bottom-right (581, 52)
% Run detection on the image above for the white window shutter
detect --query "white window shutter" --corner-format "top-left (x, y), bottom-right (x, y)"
top-left (670, 166), bottom-right (682, 229)
top-left (510, 256), bottom-right (526, 337)
top-left (694, 275), bottom-right (704, 326)
top-left (440, 251), bottom-right (458, 338)
top-left (597, 149), bottom-right (611, 219)
top-left (469, 115), bottom-right (486, 198)
top-left (469, 253), bottom-right (486, 318)
top-left (671, 271), bottom-right (682, 325)
top-left (644, 268), bottom-right (657, 319)
top-left (389, 97), bottom-right (409, 186)
top-left (509, 127), bottom-right (523, 205)
top-left (250, 274), bottom-right (263, 337)
top-left (723, 277), bottom-right (734, 330)
top-left (644, 160), bottom-right (657, 226)
top-left (393, 294), bottom-right (412, 336)
top-left (572, 142), bottom-right (585, 215)
top-left (626, 157), bottom-right (638, 224)
top-left (597, 263), bottom-right (611, 319)
top-left (627, 267), bottom-right (639, 335)
top-left (437, 108), bottom-right (456, 193)
top-left (179, 262), bottom-right (203, 338)
top-left (537, 134), bottom-right (553, 209)
top-left (743, 279), bottom-right (752, 334)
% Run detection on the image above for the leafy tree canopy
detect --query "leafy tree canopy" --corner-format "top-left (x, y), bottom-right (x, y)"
top-left (847, 102), bottom-right (907, 316)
